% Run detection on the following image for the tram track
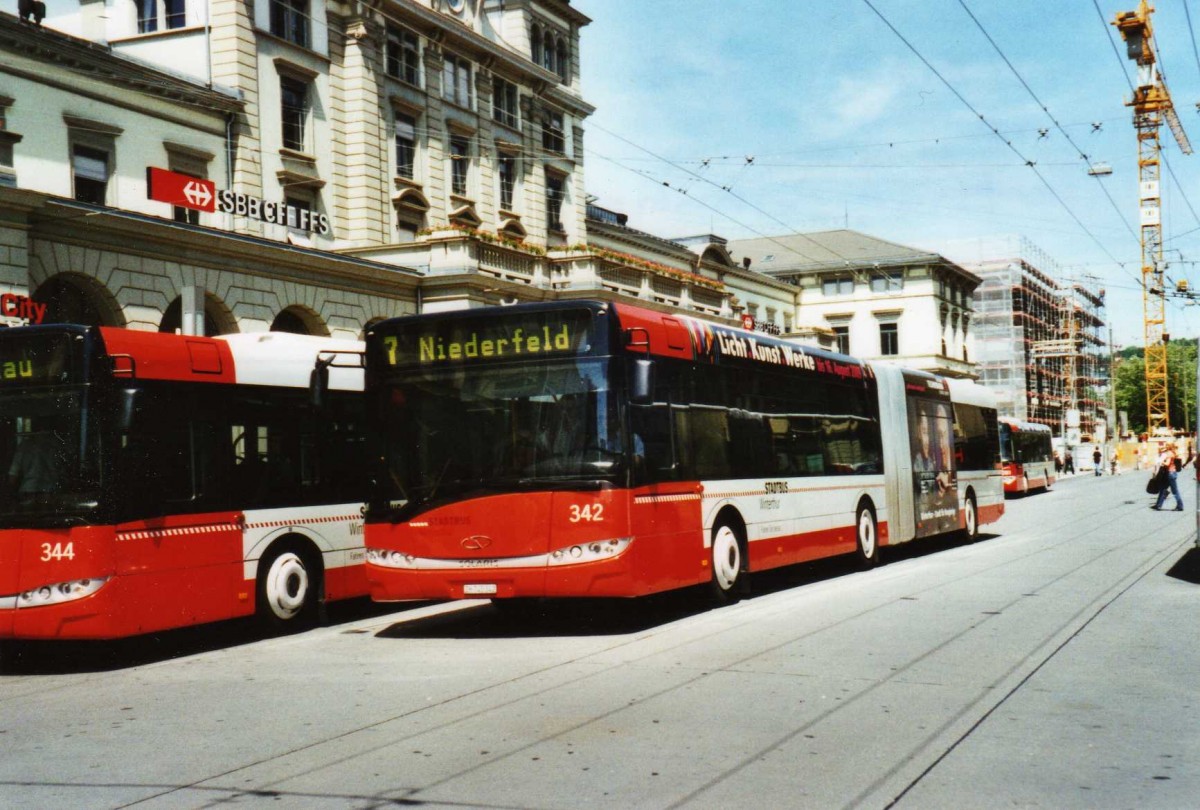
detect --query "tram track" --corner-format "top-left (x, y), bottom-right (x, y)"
top-left (102, 477), bottom-right (1185, 809)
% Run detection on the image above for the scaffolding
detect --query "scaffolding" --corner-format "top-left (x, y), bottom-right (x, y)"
top-left (964, 238), bottom-right (1108, 441)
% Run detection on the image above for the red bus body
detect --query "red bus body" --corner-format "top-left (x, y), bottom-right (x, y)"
top-left (363, 301), bottom-right (1002, 603)
top-left (0, 326), bottom-right (367, 639)
top-left (998, 417), bottom-right (1056, 495)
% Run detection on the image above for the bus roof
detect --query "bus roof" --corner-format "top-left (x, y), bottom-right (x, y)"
top-left (98, 328), bottom-right (363, 390)
top-left (997, 417), bottom-right (1052, 433)
top-left (945, 378), bottom-right (998, 409)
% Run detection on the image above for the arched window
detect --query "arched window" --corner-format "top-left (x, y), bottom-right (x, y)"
top-left (556, 38), bottom-right (569, 81)
top-left (530, 23), bottom-right (543, 66)
top-left (542, 29), bottom-right (555, 72)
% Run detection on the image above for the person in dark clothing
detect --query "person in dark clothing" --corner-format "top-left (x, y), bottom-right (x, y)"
top-left (1093, 446), bottom-right (1103, 476)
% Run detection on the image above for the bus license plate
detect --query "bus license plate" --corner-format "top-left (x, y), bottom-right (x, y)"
top-left (464, 583), bottom-right (497, 595)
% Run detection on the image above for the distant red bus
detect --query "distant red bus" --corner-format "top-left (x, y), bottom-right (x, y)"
top-left (998, 417), bottom-right (1055, 495)
top-left (0, 325), bottom-right (369, 639)
top-left (359, 300), bottom-right (1003, 605)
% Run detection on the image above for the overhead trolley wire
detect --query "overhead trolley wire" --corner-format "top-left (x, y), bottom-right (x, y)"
top-left (861, 0), bottom-right (1125, 272)
top-left (954, 0), bottom-right (1139, 247)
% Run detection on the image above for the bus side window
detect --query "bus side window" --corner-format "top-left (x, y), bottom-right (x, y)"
top-left (120, 392), bottom-right (195, 512)
top-left (629, 404), bottom-right (676, 483)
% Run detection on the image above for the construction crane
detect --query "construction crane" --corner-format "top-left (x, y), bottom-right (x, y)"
top-left (1114, 2), bottom-right (1192, 435)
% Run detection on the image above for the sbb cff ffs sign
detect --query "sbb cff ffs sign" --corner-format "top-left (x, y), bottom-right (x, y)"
top-left (146, 167), bottom-right (332, 236)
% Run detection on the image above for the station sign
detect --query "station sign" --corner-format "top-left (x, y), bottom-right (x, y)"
top-left (0, 294), bottom-right (46, 324)
top-left (146, 167), bottom-right (332, 236)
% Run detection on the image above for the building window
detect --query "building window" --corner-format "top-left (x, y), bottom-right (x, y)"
top-left (822, 276), bottom-right (854, 296)
top-left (386, 25), bottom-right (420, 86)
top-left (72, 145), bottom-right (110, 205)
top-left (542, 28), bottom-right (555, 73)
top-left (880, 322), bottom-right (899, 356)
top-left (171, 169), bottom-right (203, 224)
top-left (870, 271), bottom-right (902, 293)
top-left (541, 110), bottom-right (564, 154)
top-left (395, 113), bottom-right (416, 179)
top-left (280, 76), bottom-right (309, 151)
top-left (493, 78), bottom-right (519, 129)
top-left (443, 53), bottom-right (473, 109)
top-left (138, 0), bottom-right (184, 32)
top-left (833, 325), bottom-right (850, 355)
top-left (270, 0), bottom-right (308, 48)
top-left (0, 102), bottom-right (16, 188)
top-left (556, 38), bottom-right (569, 82)
top-left (286, 196), bottom-right (310, 229)
top-left (498, 152), bottom-right (516, 211)
top-left (531, 23), bottom-right (542, 65)
top-left (450, 135), bottom-right (469, 197)
top-left (545, 170), bottom-right (565, 232)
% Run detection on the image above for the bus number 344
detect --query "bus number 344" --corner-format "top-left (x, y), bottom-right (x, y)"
top-left (40, 542), bottom-right (76, 562)
top-left (569, 504), bottom-right (605, 523)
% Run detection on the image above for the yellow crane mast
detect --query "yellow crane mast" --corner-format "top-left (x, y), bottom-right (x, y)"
top-left (1114, 1), bottom-right (1192, 435)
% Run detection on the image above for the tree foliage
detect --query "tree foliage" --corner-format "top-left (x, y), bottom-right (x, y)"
top-left (1112, 339), bottom-right (1198, 434)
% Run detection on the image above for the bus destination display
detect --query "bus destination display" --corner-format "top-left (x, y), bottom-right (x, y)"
top-left (379, 311), bottom-right (594, 367)
top-left (0, 333), bottom-right (76, 385)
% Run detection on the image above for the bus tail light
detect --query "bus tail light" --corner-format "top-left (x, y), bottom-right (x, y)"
top-left (14, 577), bottom-right (109, 608)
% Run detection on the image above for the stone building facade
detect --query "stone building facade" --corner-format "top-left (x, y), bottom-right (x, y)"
top-left (729, 230), bottom-right (981, 378)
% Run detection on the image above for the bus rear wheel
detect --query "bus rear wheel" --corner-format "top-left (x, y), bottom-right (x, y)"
top-left (257, 544), bottom-right (320, 631)
top-left (855, 502), bottom-right (879, 569)
top-left (963, 493), bottom-right (979, 541)
top-left (709, 521), bottom-right (744, 603)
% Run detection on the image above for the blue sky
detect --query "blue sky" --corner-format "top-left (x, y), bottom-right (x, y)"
top-left (574, 0), bottom-right (1200, 348)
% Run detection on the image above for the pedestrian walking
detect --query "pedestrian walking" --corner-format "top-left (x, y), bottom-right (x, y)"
top-left (1092, 446), bottom-right (1102, 476)
top-left (1152, 443), bottom-right (1185, 511)
top-left (1109, 447), bottom-right (1118, 475)
top-left (1054, 451), bottom-right (1063, 475)
top-left (1064, 451), bottom-right (1074, 474)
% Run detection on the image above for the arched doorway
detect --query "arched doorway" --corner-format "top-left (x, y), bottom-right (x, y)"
top-left (159, 293), bottom-right (238, 336)
top-left (270, 305), bottom-right (328, 336)
top-left (32, 273), bottom-right (124, 327)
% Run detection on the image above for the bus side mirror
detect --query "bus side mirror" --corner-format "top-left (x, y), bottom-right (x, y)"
top-left (631, 358), bottom-right (655, 404)
top-left (310, 360), bottom-right (330, 411)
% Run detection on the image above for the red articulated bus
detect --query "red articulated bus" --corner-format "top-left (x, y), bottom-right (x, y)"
top-left (0, 325), bottom-right (368, 639)
top-left (359, 300), bottom-right (1003, 604)
top-left (998, 417), bottom-right (1056, 495)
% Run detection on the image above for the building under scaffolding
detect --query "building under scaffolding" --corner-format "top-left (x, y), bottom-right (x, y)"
top-left (952, 237), bottom-right (1108, 442)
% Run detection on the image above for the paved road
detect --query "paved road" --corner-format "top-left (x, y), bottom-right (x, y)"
top-left (1, 471), bottom-right (1197, 809)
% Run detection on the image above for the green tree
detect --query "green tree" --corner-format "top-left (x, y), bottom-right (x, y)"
top-left (1112, 338), bottom-right (1198, 435)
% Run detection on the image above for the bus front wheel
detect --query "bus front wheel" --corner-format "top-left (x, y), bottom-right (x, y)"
top-left (709, 521), bottom-right (744, 603)
top-left (257, 544), bottom-right (320, 631)
top-left (855, 502), bottom-right (879, 569)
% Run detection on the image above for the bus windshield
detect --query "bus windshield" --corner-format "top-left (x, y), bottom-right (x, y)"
top-left (377, 358), bottom-right (625, 509)
top-left (0, 386), bottom-right (99, 522)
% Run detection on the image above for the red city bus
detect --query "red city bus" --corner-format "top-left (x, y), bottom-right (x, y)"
top-left (359, 301), bottom-right (1003, 604)
top-left (0, 325), bottom-right (368, 639)
top-left (998, 417), bottom-right (1056, 495)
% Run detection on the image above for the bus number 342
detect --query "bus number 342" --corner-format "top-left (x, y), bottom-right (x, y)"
top-left (40, 542), bottom-right (76, 561)
top-left (569, 504), bottom-right (605, 523)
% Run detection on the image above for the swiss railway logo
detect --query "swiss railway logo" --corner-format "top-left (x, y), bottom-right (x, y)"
top-left (147, 167), bottom-right (216, 213)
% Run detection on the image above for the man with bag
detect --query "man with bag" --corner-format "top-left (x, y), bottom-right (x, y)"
top-left (1150, 443), bottom-right (1185, 511)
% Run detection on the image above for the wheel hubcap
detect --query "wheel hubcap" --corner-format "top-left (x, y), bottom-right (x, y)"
top-left (712, 526), bottom-right (740, 591)
top-left (858, 511), bottom-right (875, 557)
top-left (265, 552), bottom-right (308, 619)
